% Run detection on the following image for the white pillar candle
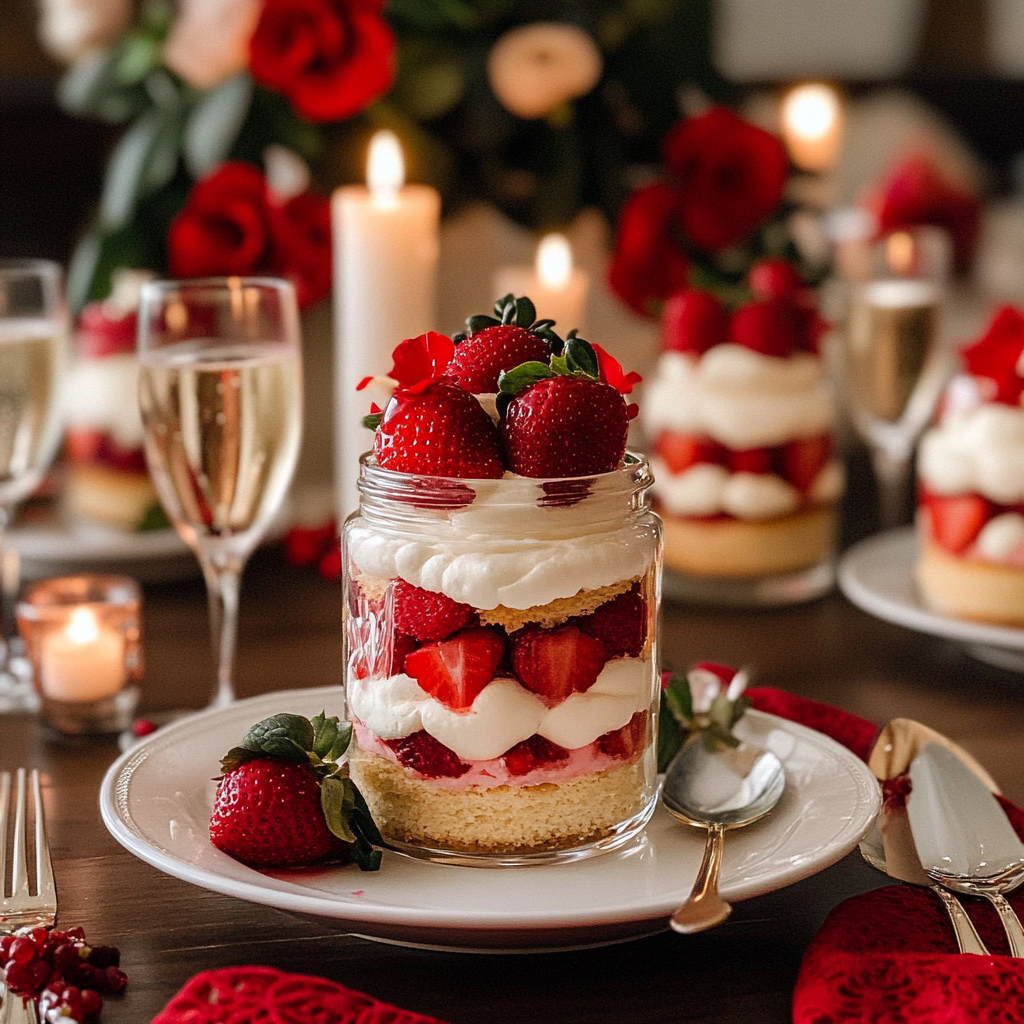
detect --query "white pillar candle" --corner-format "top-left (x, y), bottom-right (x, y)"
top-left (41, 608), bottom-right (125, 702)
top-left (780, 83), bottom-right (843, 174)
top-left (332, 131), bottom-right (441, 517)
top-left (493, 233), bottom-right (590, 336)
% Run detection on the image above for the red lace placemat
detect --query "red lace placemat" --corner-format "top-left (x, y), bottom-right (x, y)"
top-left (745, 687), bottom-right (1024, 1022)
top-left (151, 967), bottom-right (450, 1024)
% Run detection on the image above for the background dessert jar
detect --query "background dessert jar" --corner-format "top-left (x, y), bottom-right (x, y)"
top-left (642, 275), bottom-right (843, 607)
top-left (342, 454), bottom-right (663, 865)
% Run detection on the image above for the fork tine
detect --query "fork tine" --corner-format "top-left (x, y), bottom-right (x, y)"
top-left (31, 771), bottom-right (54, 909)
top-left (0, 772), bottom-right (9, 898)
top-left (10, 769), bottom-right (28, 901)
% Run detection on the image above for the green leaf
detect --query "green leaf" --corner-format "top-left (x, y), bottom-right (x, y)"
top-left (311, 712), bottom-right (352, 761)
top-left (349, 785), bottom-right (385, 871)
top-left (662, 672), bottom-right (693, 723)
top-left (183, 73), bottom-right (253, 178)
top-left (514, 296), bottom-right (536, 328)
top-left (497, 361), bottom-right (556, 396)
top-left (219, 745), bottom-right (259, 774)
top-left (65, 229), bottom-right (104, 316)
top-left (467, 314), bottom-right (499, 335)
top-left (321, 777), bottom-right (357, 843)
top-left (115, 34), bottom-right (162, 86)
top-left (564, 335), bottom-right (599, 378)
top-left (492, 294), bottom-right (515, 319)
top-left (138, 503), bottom-right (171, 531)
top-left (362, 412), bottom-right (383, 431)
top-left (657, 702), bottom-right (687, 773)
top-left (239, 713), bottom-right (314, 760)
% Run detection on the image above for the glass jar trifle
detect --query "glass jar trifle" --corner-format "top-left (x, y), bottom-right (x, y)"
top-left (916, 307), bottom-right (1024, 626)
top-left (642, 264), bottom-right (843, 605)
top-left (343, 298), bottom-right (661, 864)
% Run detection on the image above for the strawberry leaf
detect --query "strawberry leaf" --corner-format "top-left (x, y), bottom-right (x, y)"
top-left (497, 361), bottom-right (557, 396)
top-left (311, 711), bottom-right (352, 762)
top-left (320, 775), bottom-right (357, 843)
top-left (514, 296), bottom-right (537, 328)
top-left (219, 745), bottom-right (259, 774)
top-left (468, 314), bottom-right (500, 334)
top-left (492, 293), bottom-right (515, 319)
top-left (321, 774), bottom-right (385, 871)
top-left (362, 412), bottom-right (383, 431)
top-left (349, 785), bottom-right (385, 871)
top-left (564, 335), bottom-right (599, 378)
top-left (239, 714), bottom-right (314, 761)
top-left (657, 711), bottom-right (687, 773)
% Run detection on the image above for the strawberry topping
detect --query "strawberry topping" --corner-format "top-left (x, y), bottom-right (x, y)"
top-left (920, 489), bottom-right (991, 555)
top-left (728, 298), bottom-right (800, 358)
top-left (749, 258), bottom-right (803, 300)
top-left (374, 379), bottom-right (505, 479)
top-left (501, 734), bottom-right (570, 776)
top-left (662, 290), bottom-right (729, 355)
top-left (384, 731), bottom-right (470, 778)
top-left (572, 584), bottom-right (646, 658)
top-left (404, 626), bottom-right (506, 710)
top-left (392, 579), bottom-right (475, 642)
top-left (446, 324), bottom-right (550, 394)
top-left (510, 625), bottom-right (608, 705)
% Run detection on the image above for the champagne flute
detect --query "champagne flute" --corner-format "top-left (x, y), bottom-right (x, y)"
top-left (137, 278), bottom-right (302, 707)
top-left (837, 227), bottom-right (952, 529)
top-left (0, 260), bottom-right (68, 712)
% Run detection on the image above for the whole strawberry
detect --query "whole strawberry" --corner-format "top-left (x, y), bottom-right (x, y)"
top-left (209, 712), bottom-right (383, 871)
top-left (498, 333), bottom-right (630, 477)
top-left (373, 378), bottom-right (505, 478)
top-left (446, 295), bottom-right (558, 393)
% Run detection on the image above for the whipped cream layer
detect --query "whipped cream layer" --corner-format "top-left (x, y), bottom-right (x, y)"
top-left (642, 348), bottom-right (834, 450)
top-left (66, 354), bottom-right (145, 448)
top-left (348, 472), bottom-right (655, 610)
top-left (919, 402), bottom-right (1024, 505)
top-left (976, 513), bottom-right (1024, 564)
top-left (650, 458), bottom-right (844, 519)
top-left (347, 656), bottom-right (654, 763)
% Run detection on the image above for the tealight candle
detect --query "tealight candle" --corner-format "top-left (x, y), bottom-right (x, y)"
top-left (493, 233), bottom-right (590, 336)
top-left (332, 130), bottom-right (442, 516)
top-left (780, 83), bottom-right (843, 174)
top-left (17, 575), bottom-right (142, 735)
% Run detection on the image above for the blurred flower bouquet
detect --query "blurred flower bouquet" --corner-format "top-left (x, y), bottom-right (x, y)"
top-left (39, 0), bottom-right (729, 311)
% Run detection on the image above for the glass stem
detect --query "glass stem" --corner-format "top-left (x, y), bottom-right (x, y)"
top-left (871, 445), bottom-right (912, 531)
top-left (202, 559), bottom-right (242, 708)
top-left (0, 505), bottom-right (13, 662)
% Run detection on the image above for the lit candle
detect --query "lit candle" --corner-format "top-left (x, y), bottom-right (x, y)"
top-left (332, 130), bottom-right (442, 515)
top-left (780, 83), bottom-right (843, 174)
top-left (493, 233), bottom-right (590, 336)
top-left (41, 608), bottom-right (126, 702)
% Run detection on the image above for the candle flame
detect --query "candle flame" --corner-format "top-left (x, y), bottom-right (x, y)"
top-left (66, 608), bottom-right (99, 646)
top-left (887, 231), bottom-right (916, 276)
top-left (367, 130), bottom-right (405, 203)
top-left (536, 234), bottom-right (572, 289)
top-left (781, 83), bottom-right (840, 143)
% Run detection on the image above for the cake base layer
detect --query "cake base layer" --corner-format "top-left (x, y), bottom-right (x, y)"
top-left (65, 464), bottom-right (159, 531)
top-left (350, 750), bottom-right (651, 855)
top-left (916, 539), bottom-right (1024, 627)
top-left (660, 505), bottom-right (836, 579)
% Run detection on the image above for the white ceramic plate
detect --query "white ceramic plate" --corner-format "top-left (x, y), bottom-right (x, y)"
top-left (100, 688), bottom-right (880, 952)
top-left (838, 529), bottom-right (1024, 671)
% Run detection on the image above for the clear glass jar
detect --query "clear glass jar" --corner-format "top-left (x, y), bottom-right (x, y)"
top-left (343, 453), bottom-right (662, 866)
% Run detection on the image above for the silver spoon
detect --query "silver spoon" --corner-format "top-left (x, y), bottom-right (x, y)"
top-left (662, 736), bottom-right (785, 934)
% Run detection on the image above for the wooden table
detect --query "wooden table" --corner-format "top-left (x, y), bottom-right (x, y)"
top-left (3, 544), bottom-right (1024, 1024)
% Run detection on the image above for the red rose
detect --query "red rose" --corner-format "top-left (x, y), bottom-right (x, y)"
top-left (268, 190), bottom-right (332, 307)
top-left (607, 183), bottom-right (690, 317)
top-left (874, 154), bottom-right (980, 274)
top-left (961, 305), bottom-right (1024, 404)
top-left (168, 162), bottom-right (271, 278)
top-left (249, 0), bottom-right (395, 123)
top-left (662, 107), bottom-right (788, 252)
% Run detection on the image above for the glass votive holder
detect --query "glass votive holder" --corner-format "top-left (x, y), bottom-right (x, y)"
top-left (16, 575), bottom-right (142, 735)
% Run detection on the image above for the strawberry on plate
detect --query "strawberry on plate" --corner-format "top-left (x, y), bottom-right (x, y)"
top-left (404, 626), bottom-right (506, 710)
top-left (920, 490), bottom-right (991, 555)
top-left (510, 624), bottom-right (607, 705)
top-left (446, 295), bottom-right (556, 394)
top-left (781, 434), bottom-right (832, 492)
top-left (498, 333), bottom-right (630, 477)
top-left (209, 712), bottom-right (383, 870)
top-left (373, 378), bottom-right (505, 479)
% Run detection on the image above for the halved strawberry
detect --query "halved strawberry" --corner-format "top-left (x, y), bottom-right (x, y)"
top-left (596, 711), bottom-right (648, 759)
top-left (389, 632), bottom-right (419, 675)
top-left (403, 627), bottom-right (506, 710)
top-left (781, 434), bottom-right (832, 493)
top-left (384, 731), bottom-right (470, 778)
top-left (662, 290), bottom-right (728, 355)
top-left (921, 490), bottom-right (991, 555)
top-left (392, 580), bottom-right (474, 642)
top-left (510, 625), bottom-right (607, 705)
top-left (501, 734), bottom-right (570, 776)
top-left (573, 584), bottom-right (646, 658)
top-left (374, 379), bottom-right (505, 479)
top-left (654, 431), bottom-right (725, 474)
top-left (730, 447), bottom-right (773, 475)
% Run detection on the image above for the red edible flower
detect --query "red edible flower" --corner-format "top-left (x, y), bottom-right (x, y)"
top-left (387, 332), bottom-right (456, 389)
top-left (961, 305), bottom-right (1024, 405)
top-left (592, 343), bottom-right (642, 395)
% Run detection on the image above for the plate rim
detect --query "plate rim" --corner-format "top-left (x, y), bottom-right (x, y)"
top-left (99, 687), bottom-right (880, 934)
top-left (838, 527), bottom-right (1024, 652)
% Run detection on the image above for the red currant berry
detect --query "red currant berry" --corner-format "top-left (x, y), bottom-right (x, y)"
top-left (28, 958), bottom-right (53, 990)
top-left (65, 927), bottom-right (85, 941)
top-left (9, 936), bottom-right (36, 964)
top-left (80, 989), bottom-right (103, 1016)
top-left (104, 966), bottom-right (128, 993)
top-left (4, 960), bottom-right (34, 992)
top-left (0, 936), bottom-right (12, 958)
top-left (87, 946), bottom-right (119, 969)
top-left (53, 944), bottom-right (81, 974)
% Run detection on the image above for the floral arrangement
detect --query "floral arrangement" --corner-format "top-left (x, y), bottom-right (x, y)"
top-left (39, 0), bottom-right (727, 312)
top-left (607, 105), bottom-right (816, 318)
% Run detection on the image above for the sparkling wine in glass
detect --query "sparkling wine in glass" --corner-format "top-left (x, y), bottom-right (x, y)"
top-left (838, 227), bottom-right (952, 529)
top-left (138, 278), bottom-right (302, 707)
top-left (0, 260), bottom-right (68, 711)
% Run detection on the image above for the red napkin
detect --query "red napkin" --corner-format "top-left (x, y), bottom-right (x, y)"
top-left (745, 687), bottom-right (1024, 1022)
top-left (151, 966), bottom-right (449, 1024)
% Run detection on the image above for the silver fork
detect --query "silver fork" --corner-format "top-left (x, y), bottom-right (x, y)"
top-left (0, 770), bottom-right (57, 1024)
